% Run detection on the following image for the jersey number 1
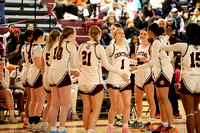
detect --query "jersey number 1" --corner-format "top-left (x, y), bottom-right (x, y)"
top-left (82, 51), bottom-right (91, 66)
top-left (190, 52), bottom-right (200, 68)
top-left (121, 59), bottom-right (124, 69)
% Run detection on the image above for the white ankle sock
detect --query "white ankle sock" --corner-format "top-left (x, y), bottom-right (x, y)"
top-left (51, 126), bottom-right (57, 131)
top-left (87, 129), bottom-right (95, 133)
top-left (162, 122), bottom-right (168, 127)
top-left (9, 110), bottom-right (15, 119)
top-left (58, 126), bottom-right (65, 132)
top-left (136, 117), bottom-right (142, 123)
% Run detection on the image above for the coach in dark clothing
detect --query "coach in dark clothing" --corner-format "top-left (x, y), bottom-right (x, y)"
top-left (162, 0), bottom-right (188, 19)
top-left (6, 28), bottom-right (22, 65)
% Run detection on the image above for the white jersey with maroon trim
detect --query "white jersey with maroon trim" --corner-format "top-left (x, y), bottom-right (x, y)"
top-left (136, 44), bottom-right (151, 72)
top-left (21, 42), bottom-right (30, 69)
top-left (49, 40), bottom-right (76, 71)
top-left (29, 43), bottom-right (43, 70)
top-left (78, 41), bottom-right (103, 85)
top-left (182, 45), bottom-right (200, 76)
top-left (106, 43), bottom-right (130, 85)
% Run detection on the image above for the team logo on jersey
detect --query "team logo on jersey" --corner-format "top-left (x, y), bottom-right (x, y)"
top-left (159, 80), bottom-right (165, 85)
top-left (86, 45), bottom-right (91, 49)
top-left (115, 52), bottom-right (129, 59)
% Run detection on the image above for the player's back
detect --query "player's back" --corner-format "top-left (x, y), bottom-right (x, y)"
top-left (182, 45), bottom-right (200, 75)
top-left (78, 41), bottom-right (102, 85)
top-left (50, 41), bottom-right (70, 70)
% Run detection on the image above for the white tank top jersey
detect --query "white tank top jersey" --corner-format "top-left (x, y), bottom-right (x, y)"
top-left (49, 40), bottom-right (76, 71)
top-left (21, 42), bottom-right (30, 69)
top-left (78, 41), bottom-right (103, 85)
top-left (10, 68), bottom-right (24, 89)
top-left (106, 44), bottom-right (130, 84)
top-left (136, 44), bottom-right (151, 72)
top-left (137, 36), bottom-right (173, 71)
top-left (42, 46), bottom-right (51, 72)
top-left (182, 45), bottom-right (200, 75)
top-left (154, 37), bottom-right (173, 70)
top-left (29, 43), bottom-right (43, 70)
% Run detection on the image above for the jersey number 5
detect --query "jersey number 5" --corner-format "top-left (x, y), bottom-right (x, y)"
top-left (46, 53), bottom-right (50, 66)
top-left (82, 51), bottom-right (91, 66)
top-left (190, 52), bottom-right (200, 68)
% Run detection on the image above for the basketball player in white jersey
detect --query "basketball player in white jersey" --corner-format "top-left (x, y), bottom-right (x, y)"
top-left (27, 29), bottom-right (46, 132)
top-left (109, 23), bottom-right (126, 126)
top-left (129, 28), bottom-right (156, 131)
top-left (130, 23), bottom-right (177, 133)
top-left (20, 30), bottom-right (33, 128)
top-left (41, 29), bottom-right (61, 132)
top-left (10, 60), bottom-right (25, 123)
top-left (48, 26), bottom-right (78, 133)
top-left (0, 58), bottom-right (18, 124)
top-left (73, 25), bottom-right (129, 133)
top-left (106, 28), bottom-right (132, 133)
top-left (160, 23), bottom-right (200, 133)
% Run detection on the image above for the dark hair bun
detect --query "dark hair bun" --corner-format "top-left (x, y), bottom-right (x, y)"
top-left (148, 23), bottom-right (164, 36)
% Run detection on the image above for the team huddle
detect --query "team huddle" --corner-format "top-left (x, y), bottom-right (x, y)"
top-left (0, 21), bottom-right (199, 133)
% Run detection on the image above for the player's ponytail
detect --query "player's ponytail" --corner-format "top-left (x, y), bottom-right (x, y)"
top-left (57, 26), bottom-right (74, 60)
top-left (89, 25), bottom-right (101, 44)
top-left (46, 29), bottom-right (60, 51)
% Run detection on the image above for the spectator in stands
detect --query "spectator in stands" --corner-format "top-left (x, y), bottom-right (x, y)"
top-left (188, 6), bottom-right (200, 26)
top-left (131, 0), bottom-right (142, 10)
top-left (166, 17), bottom-right (178, 38)
top-left (72, 0), bottom-right (87, 6)
top-left (25, 23), bottom-right (34, 31)
top-left (100, 0), bottom-right (113, 13)
top-left (143, 3), bottom-right (155, 18)
top-left (124, 18), bottom-right (140, 42)
top-left (100, 25), bottom-right (112, 49)
top-left (9, 59), bottom-right (25, 122)
top-left (51, 0), bottom-right (83, 21)
top-left (119, 12), bottom-right (130, 27)
top-left (103, 11), bottom-right (118, 22)
top-left (3, 24), bottom-right (15, 48)
top-left (0, 0), bottom-right (6, 26)
top-left (134, 9), bottom-right (149, 30)
top-left (123, 0), bottom-right (138, 20)
top-left (103, 16), bottom-right (116, 31)
top-left (162, 0), bottom-right (188, 19)
top-left (6, 28), bottom-right (22, 65)
top-left (0, 58), bottom-right (18, 124)
top-left (149, 0), bottom-right (163, 16)
top-left (165, 8), bottom-right (186, 42)
top-left (83, 2), bottom-right (102, 34)
top-left (107, 2), bottom-right (122, 21)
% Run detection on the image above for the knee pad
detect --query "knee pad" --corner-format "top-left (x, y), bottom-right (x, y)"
top-left (186, 113), bottom-right (194, 117)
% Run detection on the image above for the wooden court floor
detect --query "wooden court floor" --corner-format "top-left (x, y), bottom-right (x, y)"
top-left (0, 100), bottom-right (187, 133)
